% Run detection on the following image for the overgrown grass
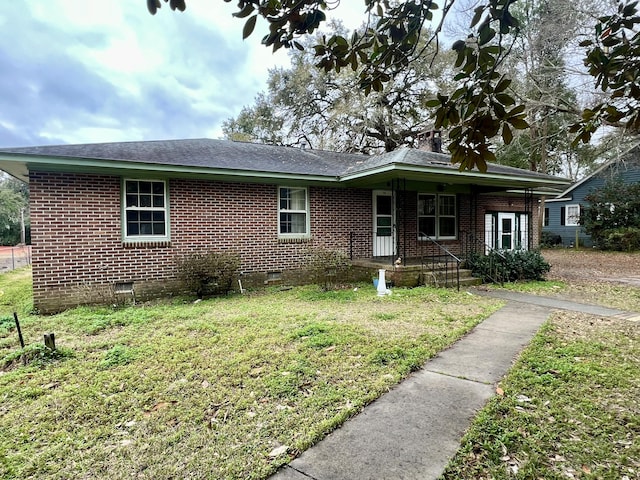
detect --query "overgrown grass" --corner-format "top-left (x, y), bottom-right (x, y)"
top-left (441, 311), bottom-right (640, 479)
top-left (0, 269), bottom-right (502, 480)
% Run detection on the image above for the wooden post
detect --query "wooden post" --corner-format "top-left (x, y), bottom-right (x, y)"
top-left (44, 333), bottom-right (56, 351)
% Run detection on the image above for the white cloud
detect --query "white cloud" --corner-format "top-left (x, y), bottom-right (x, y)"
top-left (0, 1), bottom-right (368, 147)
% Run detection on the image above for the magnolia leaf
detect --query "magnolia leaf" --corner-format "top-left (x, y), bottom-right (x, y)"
top-left (242, 15), bottom-right (257, 39)
top-left (502, 124), bottom-right (513, 144)
top-left (147, 0), bottom-right (161, 15)
top-left (233, 3), bottom-right (255, 18)
top-left (169, 0), bottom-right (186, 12)
top-left (508, 117), bottom-right (529, 130)
top-left (470, 5), bottom-right (484, 28)
top-left (494, 77), bottom-right (512, 93)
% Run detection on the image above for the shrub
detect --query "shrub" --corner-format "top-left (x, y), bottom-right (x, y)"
top-left (306, 247), bottom-right (352, 291)
top-left (582, 177), bottom-right (640, 250)
top-left (175, 251), bottom-right (240, 298)
top-left (467, 249), bottom-right (550, 283)
top-left (602, 227), bottom-right (640, 251)
top-left (540, 231), bottom-right (562, 247)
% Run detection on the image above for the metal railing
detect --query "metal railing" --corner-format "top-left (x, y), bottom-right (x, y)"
top-left (0, 245), bottom-right (32, 273)
top-left (418, 233), bottom-right (461, 291)
top-left (461, 231), bottom-right (506, 285)
top-left (349, 229), bottom-right (397, 262)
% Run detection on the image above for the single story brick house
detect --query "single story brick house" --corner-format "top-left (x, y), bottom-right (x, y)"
top-left (543, 146), bottom-right (640, 247)
top-left (0, 138), bottom-right (570, 313)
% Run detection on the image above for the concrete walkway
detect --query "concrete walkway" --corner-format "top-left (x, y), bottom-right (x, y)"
top-left (269, 290), bottom-right (638, 480)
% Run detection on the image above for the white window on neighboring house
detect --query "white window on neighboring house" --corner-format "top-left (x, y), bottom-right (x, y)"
top-left (565, 204), bottom-right (581, 226)
top-left (278, 186), bottom-right (310, 238)
top-left (123, 179), bottom-right (169, 241)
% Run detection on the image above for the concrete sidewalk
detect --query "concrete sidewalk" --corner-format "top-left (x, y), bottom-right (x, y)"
top-left (269, 291), bottom-right (638, 480)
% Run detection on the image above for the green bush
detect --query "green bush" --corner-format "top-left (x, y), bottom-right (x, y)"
top-left (175, 251), bottom-right (240, 298)
top-left (467, 249), bottom-right (550, 283)
top-left (602, 227), bottom-right (640, 251)
top-left (306, 247), bottom-right (352, 291)
top-left (540, 231), bottom-right (562, 247)
top-left (582, 177), bottom-right (640, 250)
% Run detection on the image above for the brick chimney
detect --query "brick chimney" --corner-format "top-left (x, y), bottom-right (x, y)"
top-left (417, 130), bottom-right (442, 153)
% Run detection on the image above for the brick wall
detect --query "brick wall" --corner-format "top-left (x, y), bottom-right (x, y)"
top-left (29, 172), bottom-right (372, 312)
top-left (29, 172), bottom-right (540, 312)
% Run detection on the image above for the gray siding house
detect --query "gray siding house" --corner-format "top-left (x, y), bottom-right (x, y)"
top-left (543, 146), bottom-right (640, 247)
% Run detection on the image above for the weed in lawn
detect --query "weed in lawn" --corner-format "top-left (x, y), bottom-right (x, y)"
top-left (100, 344), bottom-right (137, 369)
top-left (0, 315), bottom-right (14, 334)
top-left (2, 342), bottom-right (74, 371)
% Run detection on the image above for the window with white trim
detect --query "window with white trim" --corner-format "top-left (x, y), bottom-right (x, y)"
top-left (565, 204), bottom-right (581, 226)
top-left (278, 186), bottom-right (309, 238)
top-left (418, 193), bottom-right (457, 239)
top-left (123, 179), bottom-right (169, 241)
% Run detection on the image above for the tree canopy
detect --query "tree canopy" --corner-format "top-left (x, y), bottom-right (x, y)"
top-left (148, 0), bottom-right (640, 172)
top-left (0, 175), bottom-right (29, 245)
top-left (222, 21), bottom-right (457, 153)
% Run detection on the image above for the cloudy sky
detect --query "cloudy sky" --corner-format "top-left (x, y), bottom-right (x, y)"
top-left (0, 1), bottom-right (364, 148)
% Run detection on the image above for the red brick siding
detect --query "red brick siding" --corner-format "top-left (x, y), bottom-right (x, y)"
top-left (29, 173), bottom-right (372, 312)
top-left (29, 172), bottom-right (539, 312)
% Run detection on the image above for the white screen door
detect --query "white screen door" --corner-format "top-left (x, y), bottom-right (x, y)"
top-left (373, 191), bottom-right (394, 257)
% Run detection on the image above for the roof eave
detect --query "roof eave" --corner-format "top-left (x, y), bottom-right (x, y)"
top-left (340, 163), bottom-right (571, 188)
top-left (0, 154), bottom-right (340, 185)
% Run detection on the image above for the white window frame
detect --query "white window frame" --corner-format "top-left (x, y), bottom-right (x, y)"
top-left (122, 179), bottom-right (170, 242)
top-left (565, 204), bottom-right (580, 226)
top-left (278, 186), bottom-right (310, 239)
top-left (417, 193), bottom-right (457, 240)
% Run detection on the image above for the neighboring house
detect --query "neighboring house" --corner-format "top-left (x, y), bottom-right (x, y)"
top-left (543, 146), bottom-right (640, 247)
top-left (0, 138), bottom-right (570, 313)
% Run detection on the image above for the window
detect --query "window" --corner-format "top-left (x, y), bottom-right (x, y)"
top-left (565, 204), bottom-right (580, 226)
top-left (543, 207), bottom-right (549, 227)
top-left (278, 187), bottom-right (309, 238)
top-left (123, 179), bottom-right (169, 241)
top-left (418, 193), bottom-right (457, 239)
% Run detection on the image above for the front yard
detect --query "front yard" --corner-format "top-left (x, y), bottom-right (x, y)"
top-left (2, 248), bottom-right (639, 480)
top-left (0, 268), bottom-right (500, 479)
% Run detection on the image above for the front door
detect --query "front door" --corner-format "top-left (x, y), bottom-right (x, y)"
top-left (485, 212), bottom-right (528, 251)
top-left (498, 213), bottom-right (516, 250)
top-left (373, 191), bottom-right (394, 257)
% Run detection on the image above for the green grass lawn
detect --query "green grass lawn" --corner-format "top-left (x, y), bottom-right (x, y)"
top-left (441, 310), bottom-right (640, 479)
top-left (0, 268), bottom-right (501, 480)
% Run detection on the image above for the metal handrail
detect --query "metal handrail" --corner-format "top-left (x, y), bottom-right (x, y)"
top-left (461, 230), bottom-right (506, 285)
top-left (418, 232), bottom-right (461, 291)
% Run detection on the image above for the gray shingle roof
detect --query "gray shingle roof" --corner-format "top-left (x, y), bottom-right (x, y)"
top-left (0, 138), bottom-right (569, 185)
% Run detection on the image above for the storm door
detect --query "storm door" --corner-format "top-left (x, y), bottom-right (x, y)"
top-left (373, 191), bottom-right (395, 257)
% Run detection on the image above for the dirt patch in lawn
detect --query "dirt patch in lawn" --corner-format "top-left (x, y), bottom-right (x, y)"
top-left (543, 248), bottom-right (640, 286)
top-left (539, 249), bottom-right (640, 312)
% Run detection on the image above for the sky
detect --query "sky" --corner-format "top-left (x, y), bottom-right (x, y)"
top-left (0, 1), bottom-right (364, 148)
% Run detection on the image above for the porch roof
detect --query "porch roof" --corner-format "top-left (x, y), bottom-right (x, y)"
top-left (0, 138), bottom-right (570, 190)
